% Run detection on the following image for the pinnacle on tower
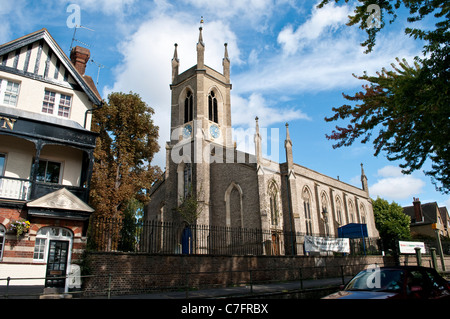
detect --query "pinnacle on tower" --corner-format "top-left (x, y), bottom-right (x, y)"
top-left (285, 123), bottom-right (294, 170)
top-left (223, 43), bottom-right (230, 81)
top-left (171, 43), bottom-right (179, 83)
top-left (197, 18), bottom-right (205, 68)
top-left (254, 116), bottom-right (262, 163)
top-left (361, 163), bottom-right (369, 194)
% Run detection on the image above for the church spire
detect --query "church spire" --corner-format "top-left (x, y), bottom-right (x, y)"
top-left (171, 43), bottom-right (179, 83)
top-left (361, 163), bottom-right (369, 194)
top-left (223, 43), bottom-right (230, 81)
top-left (197, 17), bottom-right (205, 69)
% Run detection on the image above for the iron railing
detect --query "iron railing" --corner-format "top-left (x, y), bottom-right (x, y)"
top-left (88, 217), bottom-right (382, 256)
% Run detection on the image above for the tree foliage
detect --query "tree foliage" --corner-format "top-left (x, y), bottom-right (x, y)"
top-left (90, 92), bottom-right (162, 217)
top-left (319, 0), bottom-right (450, 193)
top-left (372, 197), bottom-right (411, 257)
top-left (118, 197), bottom-right (144, 252)
top-left (175, 187), bottom-right (203, 225)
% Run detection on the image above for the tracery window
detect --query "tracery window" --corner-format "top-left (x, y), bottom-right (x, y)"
top-left (360, 204), bottom-right (367, 224)
top-left (208, 91), bottom-right (218, 123)
top-left (321, 193), bottom-right (330, 236)
top-left (348, 200), bottom-right (355, 223)
top-left (303, 188), bottom-right (312, 235)
top-left (183, 163), bottom-right (192, 198)
top-left (184, 90), bottom-right (193, 123)
top-left (269, 182), bottom-right (279, 226)
top-left (335, 197), bottom-right (343, 226)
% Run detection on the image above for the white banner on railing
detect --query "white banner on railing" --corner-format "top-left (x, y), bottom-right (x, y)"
top-left (304, 236), bottom-right (350, 253)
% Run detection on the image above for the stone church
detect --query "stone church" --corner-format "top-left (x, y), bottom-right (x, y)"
top-left (145, 26), bottom-right (379, 255)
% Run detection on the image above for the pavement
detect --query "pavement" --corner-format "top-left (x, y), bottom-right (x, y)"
top-left (0, 276), bottom-right (352, 299)
top-left (104, 276), bottom-right (353, 299)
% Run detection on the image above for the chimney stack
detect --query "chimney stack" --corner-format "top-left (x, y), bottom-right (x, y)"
top-left (413, 197), bottom-right (423, 222)
top-left (70, 46), bottom-right (90, 75)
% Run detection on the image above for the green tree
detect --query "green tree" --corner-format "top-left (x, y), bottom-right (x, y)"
top-left (319, 0), bottom-right (450, 193)
top-left (118, 197), bottom-right (144, 252)
top-left (372, 197), bottom-right (411, 260)
top-left (175, 187), bottom-right (203, 225)
top-left (90, 92), bottom-right (162, 218)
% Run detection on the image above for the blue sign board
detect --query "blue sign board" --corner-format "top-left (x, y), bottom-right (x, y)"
top-left (338, 223), bottom-right (368, 239)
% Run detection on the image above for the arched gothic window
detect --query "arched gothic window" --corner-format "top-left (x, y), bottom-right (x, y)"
top-left (335, 197), bottom-right (343, 226)
top-left (224, 182), bottom-right (243, 229)
top-left (360, 204), bottom-right (367, 224)
top-left (268, 182), bottom-right (279, 226)
top-left (183, 163), bottom-right (192, 198)
top-left (321, 193), bottom-right (330, 236)
top-left (184, 90), bottom-right (193, 123)
top-left (177, 161), bottom-right (192, 205)
top-left (348, 200), bottom-right (355, 223)
top-left (303, 188), bottom-right (312, 235)
top-left (208, 91), bottom-right (218, 123)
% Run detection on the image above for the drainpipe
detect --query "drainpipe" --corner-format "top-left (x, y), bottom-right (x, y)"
top-left (84, 101), bottom-right (105, 129)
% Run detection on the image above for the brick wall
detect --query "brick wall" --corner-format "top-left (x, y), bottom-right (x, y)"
top-left (1, 207), bottom-right (87, 264)
top-left (85, 252), bottom-right (438, 296)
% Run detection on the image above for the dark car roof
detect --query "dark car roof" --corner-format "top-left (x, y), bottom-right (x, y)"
top-left (375, 266), bottom-right (437, 271)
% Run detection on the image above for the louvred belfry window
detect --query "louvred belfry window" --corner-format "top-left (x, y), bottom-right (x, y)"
top-left (184, 90), bottom-right (193, 123)
top-left (208, 91), bottom-right (218, 123)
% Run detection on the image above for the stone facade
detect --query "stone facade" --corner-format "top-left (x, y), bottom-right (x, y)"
top-left (145, 27), bottom-right (379, 255)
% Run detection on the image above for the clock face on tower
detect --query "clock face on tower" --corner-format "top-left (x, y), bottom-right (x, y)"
top-left (182, 124), bottom-right (192, 139)
top-left (209, 124), bottom-right (220, 139)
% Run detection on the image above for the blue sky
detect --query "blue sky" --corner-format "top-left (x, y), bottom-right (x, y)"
top-left (2, 0), bottom-right (449, 210)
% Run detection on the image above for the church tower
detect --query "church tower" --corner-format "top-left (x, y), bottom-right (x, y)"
top-left (167, 21), bottom-right (233, 225)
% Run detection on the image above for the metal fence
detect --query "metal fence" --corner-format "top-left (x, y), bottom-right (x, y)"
top-left (88, 217), bottom-right (382, 256)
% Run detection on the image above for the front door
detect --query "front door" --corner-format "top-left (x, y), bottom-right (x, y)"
top-left (182, 227), bottom-right (193, 254)
top-left (45, 240), bottom-right (69, 288)
top-left (272, 233), bottom-right (280, 256)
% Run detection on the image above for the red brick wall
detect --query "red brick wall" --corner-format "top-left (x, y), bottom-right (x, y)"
top-left (0, 207), bottom-right (87, 263)
top-left (82, 253), bottom-right (398, 296)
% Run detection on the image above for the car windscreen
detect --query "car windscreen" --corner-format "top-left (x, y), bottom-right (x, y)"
top-left (345, 269), bottom-right (405, 292)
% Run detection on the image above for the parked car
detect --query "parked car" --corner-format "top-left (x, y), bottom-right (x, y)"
top-left (323, 266), bottom-right (450, 299)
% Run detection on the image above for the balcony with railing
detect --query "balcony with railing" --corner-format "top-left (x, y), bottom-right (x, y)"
top-left (0, 176), bottom-right (89, 203)
top-left (0, 176), bottom-right (31, 201)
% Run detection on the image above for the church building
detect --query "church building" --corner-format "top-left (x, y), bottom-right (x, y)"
top-left (145, 26), bottom-right (379, 255)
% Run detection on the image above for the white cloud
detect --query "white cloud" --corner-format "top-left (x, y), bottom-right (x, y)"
top-left (74, 0), bottom-right (136, 14)
top-left (445, 198), bottom-right (450, 210)
top-left (231, 93), bottom-right (310, 128)
top-left (234, 2), bottom-right (422, 96)
top-left (369, 165), bottom-right (425, 201)
top-left (181, 0), bottom-right (279, 31)
top-left (377, 165), bottom-right (404, 178)
top-left (278, 1), bottom-right (352, 55)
